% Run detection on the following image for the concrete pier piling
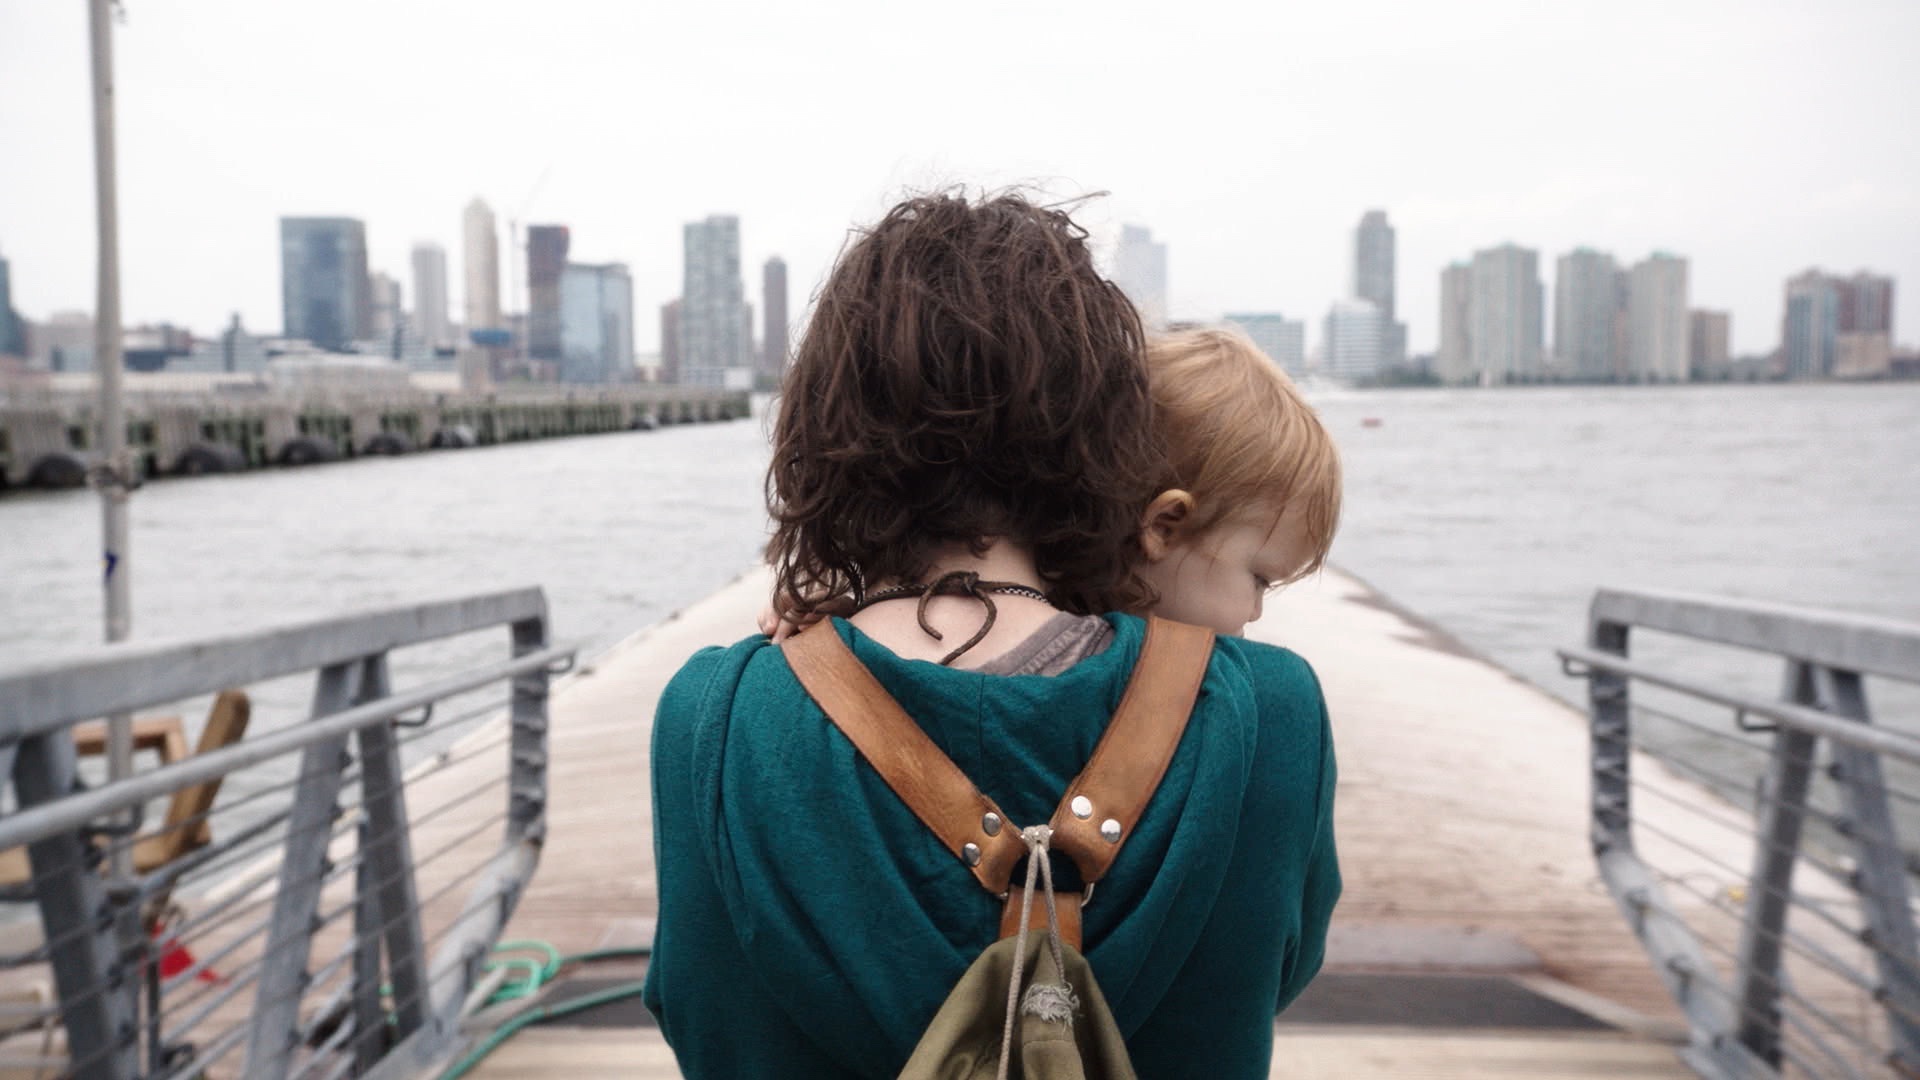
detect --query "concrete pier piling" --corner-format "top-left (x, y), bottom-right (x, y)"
top-left (0, 385), bottom-right (751, 492)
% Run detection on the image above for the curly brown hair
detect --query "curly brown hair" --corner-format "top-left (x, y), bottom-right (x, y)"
top-left (765, 190), bottom-right (1166, 617)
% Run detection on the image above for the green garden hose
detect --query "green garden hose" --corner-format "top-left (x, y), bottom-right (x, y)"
top-left (435, 943), bottom-right (654, 1080)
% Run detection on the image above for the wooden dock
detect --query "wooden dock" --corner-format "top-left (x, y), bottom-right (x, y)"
top-left (426, 563), bottom-right (1727, 1077)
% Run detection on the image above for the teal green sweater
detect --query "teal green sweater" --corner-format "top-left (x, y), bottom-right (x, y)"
top-left (644, 614), bottom-right (1339, 1078)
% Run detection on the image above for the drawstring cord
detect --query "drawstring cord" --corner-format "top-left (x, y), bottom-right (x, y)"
top-left (998, 825), bottom-right (1076, 1080)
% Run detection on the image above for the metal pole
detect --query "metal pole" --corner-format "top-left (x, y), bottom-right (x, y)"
top-left (89, 0), bottom-right (136, 875)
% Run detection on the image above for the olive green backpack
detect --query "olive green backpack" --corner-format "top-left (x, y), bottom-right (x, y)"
top-left (784, 617), bottom-right (1216, 1080)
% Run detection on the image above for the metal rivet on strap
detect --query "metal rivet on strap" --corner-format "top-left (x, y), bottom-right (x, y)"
top-left (1100, 819), bottom-right (1123, 843)
top-left (962, 843), bottom-right (982, 866)
top-left (1070, 795), bottom-right (1093, 820)
top-left (982, 812), bottom-right (1002, 837)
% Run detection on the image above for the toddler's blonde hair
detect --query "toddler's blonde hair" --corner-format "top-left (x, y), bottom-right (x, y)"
top-left (1146, 327), bottom-right (1342, 584)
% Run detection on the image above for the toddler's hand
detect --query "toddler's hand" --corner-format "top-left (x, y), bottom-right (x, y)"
top-left (758, 596), bottom-right (854, 643)
top-left (758, 604), bottom-right (818, 643)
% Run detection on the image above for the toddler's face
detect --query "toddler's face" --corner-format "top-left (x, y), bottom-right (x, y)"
top-left (1136, 505), bottom-right (1312, 637)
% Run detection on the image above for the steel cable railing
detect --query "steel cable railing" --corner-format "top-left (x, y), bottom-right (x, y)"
top-left (1566, 586), bottom-right (1920, 1080)
top-left (0, 588), bottom-right (564, 1080)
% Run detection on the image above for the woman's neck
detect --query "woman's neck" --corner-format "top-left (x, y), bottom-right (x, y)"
top-left (854, 538), bottom-right (1059, 668)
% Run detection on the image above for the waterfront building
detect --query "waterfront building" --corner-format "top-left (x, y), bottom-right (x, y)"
top-left (1223, 313), bottom-right (1306, 376)
top-left (1353, 210), bottom-right (1407, 367)
top-left (464, 198), bottom-right (503, 337)
top-left (1840, 271), bottom-right (1894, 336)
top-left (280, 217), bottom-right (372, 351)
top-left (1323, 298), bottom-right (1384, 382)
top-left (369, 272), bottom-right (404, 349)
top-left (1112, 225), bottom-right (1168, 329)
top-left (526, 225), bottom-right (571, 363)
top-left (412, 242), bottom-right (451, 350)
top-left (559, 262), bottom-right (634, 385)
top-left (681, 215), bottom-right (751, 388)
top-left (1436, 263), bottom-right (1473, 384)
top-left (1554, 248), bottom-right (1625, 380)
top-left (1834, 330), bottom-right (1893, 379)
top-left (0, 253), bottom-right (22, 358)
top-left (1468, 244), bottom-right (1544, 382)
top-left (1627, 254), bottom-right (1689, 382)
top-left (1781, 270), bottom-right (1842, 378)
top-left (660, 299), bottom-right (681, 384)
top-left (28, 311), bottom-right (94, 372)
top-left (762, 256), bottom-right (789, 378)
top-left (1689, 310), bottom-right (1731, 379)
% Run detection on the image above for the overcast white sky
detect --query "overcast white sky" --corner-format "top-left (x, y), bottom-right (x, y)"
top-left (2, 0), bottom-right (1916, 357)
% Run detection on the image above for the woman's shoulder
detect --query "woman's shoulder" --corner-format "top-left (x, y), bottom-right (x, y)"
top-left (653, 633), bottom-right (793, 751)
top-left (1209, 633), bottom-right (1324, 704)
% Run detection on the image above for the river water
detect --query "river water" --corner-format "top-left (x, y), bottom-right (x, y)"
top-left (3, 384), bottom-right (1917, 796)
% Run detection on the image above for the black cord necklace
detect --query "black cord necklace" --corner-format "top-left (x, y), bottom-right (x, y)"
top-left (854, 569), bottom-right (1052, 666)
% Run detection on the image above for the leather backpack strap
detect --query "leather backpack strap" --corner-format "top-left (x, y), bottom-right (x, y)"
top-left (782, 622), bottom-right (1027, 896)
top-left (1046, 616), bottom-right (1215, 889)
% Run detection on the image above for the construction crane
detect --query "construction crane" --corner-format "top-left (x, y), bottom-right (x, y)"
top-left (505, 163), bottom-right (555, 352)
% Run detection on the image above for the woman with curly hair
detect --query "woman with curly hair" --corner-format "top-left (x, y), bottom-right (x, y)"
top-left (644, 191), bottom-right (1338, 1078)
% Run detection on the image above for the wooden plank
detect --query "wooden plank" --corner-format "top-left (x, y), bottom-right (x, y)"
top-left (465, 1028), bottom-right (681, 1079)
top-left (1270, 1028), bottom-right (1692, 1078)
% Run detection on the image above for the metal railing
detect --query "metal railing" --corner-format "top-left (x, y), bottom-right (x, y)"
top-left (1561, 587), bottom-right (1920, 1080)
top-left (0, 589), bottom-right (572, 1079)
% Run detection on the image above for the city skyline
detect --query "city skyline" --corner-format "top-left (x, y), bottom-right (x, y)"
top-left (6, 1), bottom-right (1912, 359)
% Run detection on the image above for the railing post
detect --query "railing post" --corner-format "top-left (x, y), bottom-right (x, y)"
top-left (354, 653), bottom-right (430, 1040)
top-left (1734, 661), bottom-right (1819, 1067)
top-left (1590, 616), bottom-right (1633, 855)
top-left (352, 822), bottom-right (389, 1073)
top-left (245, 661), bottom-right (357, 1080)
top-left (508, 611), bottom-right (551, 846)
top-left (1819, 666), bottom-right (1920, 1069)
top-left (14, 731), bottom-right (138, 1080)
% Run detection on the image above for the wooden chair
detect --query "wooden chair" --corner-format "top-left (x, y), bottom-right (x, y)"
top-left (0, 691), bottom-right (251, 883)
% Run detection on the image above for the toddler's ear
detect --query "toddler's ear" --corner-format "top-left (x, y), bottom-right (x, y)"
top-left (1138, 490), bottom-right (1196, 562)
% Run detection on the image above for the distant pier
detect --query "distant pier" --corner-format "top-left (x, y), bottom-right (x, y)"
top-left (0, 383), bottom-right (751, 493)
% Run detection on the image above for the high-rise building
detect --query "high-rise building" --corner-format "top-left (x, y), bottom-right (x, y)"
top-left (1353, 211), bottom-right (1407, 366)
top-left (681, 215), bottom-right (751, 388)
top-left (526, 225), bottom-right (571, 362)
top-left (1468, 244), bottom-right (1544, 382)
top-left (559, 262), bottom-right (634, 384)
top-left (1323, 299), bottom-right (1385, 382)
top-left (411, 242), bottom-right (451, 350)
top-left (1436, 263), bottom-right (1473, 384)
top-left (1782, 270), bottom-right (1842, 379)
top-left (1627, 254), bottom-right (1689, 382)
top-left (1354, 211), bottom-right (1395, 322)
top-left (369, 271), bottom-right (404, 345)
top-left (1688, 310), bottom-right (1731, 378)
top-left (1840, 271), bottom-right (1894, 336)
top-left (280, 217), bottom-right (372, 350)
top-left (762, 256), bottom-right (789, 377)
top-left (1223, 313), bottom-right (1306, 376)
top-left (0, 253), bottom-right (22, 358)
top-left (464, 198), bottom-right (502, 337)
top-left (1554, 248), bottom-right (1625, 380)
top-left (1112, 225), bottom-right (1169, 329)
top-left (660, 299), bottom-right (682, 384)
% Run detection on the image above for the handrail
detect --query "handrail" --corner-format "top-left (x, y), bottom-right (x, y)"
top-left (0, 586), bottom-right (548, 740)
top-left (1591, 587), bottom-right (1920, 681)
top-left (1566, 586), bottom-right (1920, 1080)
